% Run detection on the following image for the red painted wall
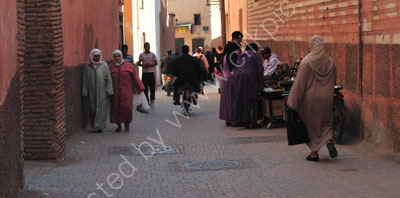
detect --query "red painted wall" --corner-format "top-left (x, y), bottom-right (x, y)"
top-left (60, 0), bottom-right (121, 135)
top-left (0, 0), bottom-right (23, 196)
top-left (0, 0), bottom-right (18, 105)
top-left (61, 0), bottom-right (120, 65)
top-left (242, 0), bottom-right (400, 150)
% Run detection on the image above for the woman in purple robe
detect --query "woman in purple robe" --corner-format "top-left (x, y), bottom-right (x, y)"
top-left (231, 43), bottom-right (264, 128)
top-left (219, 41), bottom-right (242, 126)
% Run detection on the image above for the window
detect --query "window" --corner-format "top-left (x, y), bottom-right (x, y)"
top-left (194, 14), bottom-right (201, 25)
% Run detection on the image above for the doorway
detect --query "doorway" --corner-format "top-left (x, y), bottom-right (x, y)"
top-left (192, 38), bottom-right (205, 54)
top-left (175, 38), bottom-right (185, 55)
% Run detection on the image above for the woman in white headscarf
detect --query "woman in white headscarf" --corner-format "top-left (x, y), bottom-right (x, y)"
top-left (82, 49), bottom-right (113, 133)
top-left (287, 35), bottom-right (338, 162)
top-left (109, 50), bottom-right (144, 132)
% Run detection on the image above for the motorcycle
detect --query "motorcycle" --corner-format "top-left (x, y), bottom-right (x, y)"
top-left (164, 75), bottom-right (174, 96)
top-left (333, 85), bottom-right (346, 142)
top-left (178, 83), bottom-right (196, 116)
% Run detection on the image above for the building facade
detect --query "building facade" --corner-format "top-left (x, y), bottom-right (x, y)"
top-left (225, 0), bottom-right (400, 151)
top-left (169, 0), bottom-right (220, 53)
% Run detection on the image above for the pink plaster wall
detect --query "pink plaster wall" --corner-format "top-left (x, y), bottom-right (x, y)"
top-left (0, 0), bottom-right (18, 105)
top-left (61, 0), bottom-right (120, 66)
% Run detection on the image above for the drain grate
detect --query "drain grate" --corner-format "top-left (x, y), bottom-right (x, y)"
top-left (108, 144), bottom-right (182, 155)
top-left (224, 136), bottom-right (286, 144)
top-left (169, 158), bottom-right (257, 172)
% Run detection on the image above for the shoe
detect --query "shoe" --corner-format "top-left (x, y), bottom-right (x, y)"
top-left (327, 142), bottom-right (338, 159)
top-left (97, 129), bottom-right (103, 133)
top-left (193, 99), bottom-right (197, 105)
top-left (173, 101), bottom-right (181, 105)
top-left (116, 124), bottom-right (122, 132)
top-left (306, 155), bottom-right (319, 162)
top-left (225, 122), bottom-right (232, 127)
top-left (151, 100), bottom-right (155, 107)
top-left (125, 123), bottom-right (130, 131)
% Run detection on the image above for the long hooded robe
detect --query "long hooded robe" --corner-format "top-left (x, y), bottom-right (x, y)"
top-left (110, 50), bottom-right (145, 124)
top-left (287, 35), bottom-right (337, 152)
top-left (82, 49), bottom-right (114, 130)
top-left (232, 50), bottom-right (264, 124)
top-left (219, 42), bottom-right (241, 124)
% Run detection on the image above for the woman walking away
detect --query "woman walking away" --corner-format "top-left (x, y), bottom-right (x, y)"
top-left (110, 50), bottom-right (145, 132)
top-left (82, 49), bottom-right (113, 133)
top-left (287, 35), bottom-right (338, 162)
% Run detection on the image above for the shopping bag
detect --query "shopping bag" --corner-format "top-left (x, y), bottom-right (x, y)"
top-left (286, 105), bottom-right (310, 146)
top-left (135, 92), bottom-right (150, 114)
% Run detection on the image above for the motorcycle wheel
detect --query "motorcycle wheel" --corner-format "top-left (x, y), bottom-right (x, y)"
top-left (333, 104), bottom-right (345, 142)
top-left (183, 103), bottom-right (190, 116)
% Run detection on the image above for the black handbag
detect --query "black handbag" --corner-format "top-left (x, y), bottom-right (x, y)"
top-left (286, 105), bottom-right (310, 146)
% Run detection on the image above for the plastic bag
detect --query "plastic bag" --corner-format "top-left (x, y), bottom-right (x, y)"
top-left (135, 92), bottom-right (150, 113)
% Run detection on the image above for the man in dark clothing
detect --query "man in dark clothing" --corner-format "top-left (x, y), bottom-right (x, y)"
top-left (160, 49), bottom-right (175, 89)
top-left (205, 50), bottom-right (216, 80)
top-left (173, 45), bottom-right (201, 105)
top-left (121, 45), bottom-right (134, 65)
top-left (223, 31), bottom-right (244, 72)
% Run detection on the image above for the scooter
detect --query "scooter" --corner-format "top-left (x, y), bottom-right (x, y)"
top-left (333, 85), bottom-right (346, 142)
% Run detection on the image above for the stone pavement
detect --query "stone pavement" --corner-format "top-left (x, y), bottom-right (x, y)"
top-left (21, 85), bottom-right (400, 198)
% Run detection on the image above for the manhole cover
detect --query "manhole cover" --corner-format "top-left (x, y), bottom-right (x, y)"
top-left (169, 158), bottom-right (257, 172)
top-left (182, 160), bottom-right (241, 171)
top-left (224, 136), bottom-right (286, 144)
top-left (108, 144), bottom-right (182, 155)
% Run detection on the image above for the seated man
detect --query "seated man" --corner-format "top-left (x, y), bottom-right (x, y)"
top-left (172, 45), bottom-right (201, 105)
top-left (262, 47), bottom-right (280, 86)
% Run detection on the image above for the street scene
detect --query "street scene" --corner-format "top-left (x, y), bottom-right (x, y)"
top-left (1, 0), bottom-right (400, 198)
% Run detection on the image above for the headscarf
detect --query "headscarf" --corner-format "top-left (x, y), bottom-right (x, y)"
top-left (302, 35), bottom-right (328, 64)
top-left (302, 35), bottom-right (334, 85)
top-left (113, 50), bottom-right (124, 66)
top-left (90, 49), bottom-right (103, 66)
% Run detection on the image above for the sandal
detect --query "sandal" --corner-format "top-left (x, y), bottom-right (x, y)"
top-left (327, 142), bottom-right (338, 159)
top-left (306, 155), bottom-right (319, 162)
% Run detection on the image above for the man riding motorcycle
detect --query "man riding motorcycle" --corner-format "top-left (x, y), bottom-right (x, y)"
top-left (172, 45), bottom-right (201, 105)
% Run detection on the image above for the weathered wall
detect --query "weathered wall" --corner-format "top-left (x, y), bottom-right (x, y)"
top-left (123, 0), bottom-right (134, 55)
top-left (243, 0), bottom-right (400, 151)
top-left (160, 1), bottom-right (176, 57)
top-left (21, 0), bottom-right (66, 160)
top-left (61, 0), bottom-right (120, 133)
top-left (224, 0), bottom-right (247, 40)
top-left (0, 0), bottom-right (23, 196)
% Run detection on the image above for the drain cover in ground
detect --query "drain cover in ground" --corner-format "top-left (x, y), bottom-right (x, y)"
top-left (169, 158), bottom-right (257, 172)
top-left (224, 136), bottom-right (286, 144)
top-left (108, 144), bottom-right (182, 155)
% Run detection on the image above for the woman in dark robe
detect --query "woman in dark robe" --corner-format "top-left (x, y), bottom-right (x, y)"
top-left (110, 50), bottom-right (144, 132)
top-left (219, 41), bottom-right (242, 126)
top-left (232, 43), bottom-right (264, 128)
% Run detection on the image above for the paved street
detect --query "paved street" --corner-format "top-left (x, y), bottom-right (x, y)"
top-left (22, 85), bottom-right (400, 198)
